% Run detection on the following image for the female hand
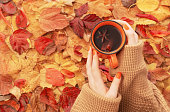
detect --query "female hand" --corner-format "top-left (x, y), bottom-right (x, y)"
top-left (86, 47), bottom-right (121, 98)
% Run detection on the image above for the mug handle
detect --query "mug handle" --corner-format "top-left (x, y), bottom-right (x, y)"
top-left (109, 54), bottom-right (118, 68)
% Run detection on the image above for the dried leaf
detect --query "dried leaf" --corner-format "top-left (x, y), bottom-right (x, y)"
top-left (2, 1), bottom-right (17, 14)
top-left (120, 17), bottom-right (134, 25)
top-left (135, 18), bottom-right (156, 25)
top-left (40, 88), bottom-right (58, 111)
top-left (10, 29), bottom-right (32, 55)
top-left (82, 14), bottom-right (102, 30)
top-left (14, 79), bottom-right (26, 89)
top-left (46, 68), bottom-right (65, 86)
top-left (143, 41), bottom-right (156, 54)
top-left (121, 0), bottom-right (136, 8)
top-left (35, 36), bottom-right (56, 55)
top-left (9, 86), bottom-right (21, 100)
top-left (0, 75), bottom-right (13, 95)
top-left (70, 17), bottom-right (84, 38)
top-left (61, 69), bottom-right (75, 78)
top-left (0, 105), bottom-right (17, 112)
top-left (0, 9), bottom-right (12, 29)
top-left (59, 87), bottom-right (80, 112)
top-left (75, 3), bottom-right (88, 17)
top-left (161, 0), bottom-right (170, 6)
top-left (136, 14), bottom-right (158, 23)
top-left (156, 44), bottom-right (170, 58)
top-left (136, 0), bottom-right (159, 12)
top-left (0, 0), bottom-right (11, 4)
top-left (74, 45), bottom-right (83, 57)
top-left (16, 9), bottom-right (28, 29)
top-left (136, 25), bottom-right (148, 38)
top-left (168, 23), bottom-right (170, 31)
top-left (39, 8), bottom-right (69, 32)
top-left (18, 93), bottom-right (32, 112)
top-left (150, 30), bottom-right (170, 37)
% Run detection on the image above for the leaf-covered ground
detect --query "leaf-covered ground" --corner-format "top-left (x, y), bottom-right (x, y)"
top-left (0, 0), bottom-right (170, 111)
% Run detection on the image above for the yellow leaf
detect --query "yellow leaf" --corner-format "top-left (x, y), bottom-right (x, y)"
top-left (105, 59), bottom-right (110, 68)
top-left (135, 18), bottom-right (156, 25)
top-left (88, 0), bottom-right (112, 17)
top-left (9, 86), bottom-right (21, 100)
top-left (0, 19), bottom-right (7, 32)
top-left (65, 77), bottom-right (77, 86)
top-left (149, 42), bottom-right (159, 54)
top-left (147, 63), bottom-right (157, 71)
top-left (161, 0), bottom-right (170, 6)
top-left (147, 6), bottom-right (170, 22)
top-left (136, 0), bottom-right (159, 12)
top-left (39, 69), bottom-right (52, 88)
top-left (75, 72), bottom-right (85, 88)
top-left (61, 61), bottom-right (79, 72)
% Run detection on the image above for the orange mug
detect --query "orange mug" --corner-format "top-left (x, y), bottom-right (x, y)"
top-left (90, 20), bottom-right (126, 68)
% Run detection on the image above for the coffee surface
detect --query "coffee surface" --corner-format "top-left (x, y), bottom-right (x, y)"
top-left (94, 25), bottom-right (122, 52)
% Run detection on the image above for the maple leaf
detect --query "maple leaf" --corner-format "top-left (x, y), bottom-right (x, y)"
top-left (46, 68), bottom-right (65, 86)
top-left (70, 17), bottom-right (84, 38)
top-left (1, 1), bottom-right (17, 14)
top-left (34, 36), bottom-right (57, 55)
top-left (10, 29), bottom-right (32, 55)
top-left (39, 8), bottom-right (69, 32)
top-left (121, 0), bottom-right (136, 8)
top-left (156, 44), bottom-right (170, 58)
top-left (16, 9), bottom-right (28, 29)
top-left (74, 3), bottom-right (88, 17)
top-left (135, 25), bottom-right (148, 38)
top-left (136, 14), bottom-right (159, 23)
top-left (120, 17), bottom-right (134, 25)
top-left (52, 31), bottom-right (68, 52)
top-left (59, 87), bottom-right (80, 112)
top-left (143, 41), bottom-right (156, 54)
top-left (0, 75), bottom-right (13, 95)
top-left (14, 79), bottom-right (26, 89)
top-left (40, 88), bottom-right (58, 111)
top-left (61, 69), bottom-right (75, 78)
top-left (0, 94), bottom-right (20, 111)
top-left (82, 14), bottom-right (102, 30)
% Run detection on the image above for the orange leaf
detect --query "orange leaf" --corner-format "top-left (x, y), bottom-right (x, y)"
top-left (39, 8), bottom-right (69, 32)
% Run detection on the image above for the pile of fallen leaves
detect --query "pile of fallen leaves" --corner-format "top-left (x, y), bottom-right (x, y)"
top-left (0, 0), bottom-right (169, 111)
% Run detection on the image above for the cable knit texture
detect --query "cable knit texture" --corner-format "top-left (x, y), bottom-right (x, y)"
top-left (71, 40), bottom-right (170, 112)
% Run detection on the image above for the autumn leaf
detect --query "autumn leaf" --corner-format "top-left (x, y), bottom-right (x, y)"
top-left (0, 0), bottom-right (11, 4)
top-left (156, 44), bottom-right (170, 58)
top-left (150, 30), bottom-right (170, 37)
top-left (143, 41), bottom-right (156, 54)
top-left (18, 93), bottom-right (32, 112)
top-left (39, 8), bottom-right (69, 32)
top-left (46, 68), bottom-right (65, 86)
top-left (59, 87), bottom-right (80, 112)
top-left (52, 31), bottom-right (68, 52)
top-left (82, 14), bottom-right (102, 30)
top-left (74, 3), bottom-right (88, 17)
top-left (1, 1), bottom-right (17, 14)
top-left (0, 75), bottom-right (13, 95)
top-left (74, 45), bottom-right (83, 57)
top-left (168, 23), bottom-right (170, 31)
top-left (0, 105), bottom-right (17, 112)
top-left (99, 65), bottom-right (114, 81)
top-left (16, 9), bottom-right (28, 29)
top-left (61, 69), bottom-right (75, 78)
top-left (135, 25), bottom-right (148, 38)
top-left (40, 88), bottom-right (58, 111)
top-left (136, 14), bottom-right (159, 23)
top-left (121, 0), bottom-right (136, 8)
top-left (120, 17), bottom-right (134, 25)
top-left (35, 36), bottom-right (57, 55)
top-left (14, 79), bottom-right (26, 89)
top-left (0, 9), bottom-right (12, 29)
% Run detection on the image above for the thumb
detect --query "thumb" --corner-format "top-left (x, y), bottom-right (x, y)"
top-left (105, 72), bottom-right (121, 98)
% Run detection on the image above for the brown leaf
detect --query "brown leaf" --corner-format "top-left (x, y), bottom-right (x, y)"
top-left (74, 3), bottom-right (88, 17)
top-left (0, 75), bottom-right (13, 95)
top-left (121, 0), bottom-right (136, 8)
top-left (39, 8), bottom-right (69, 32)
top-left (144, 54), bottom-right (164, 67)
top-left (143, 41), bottom-right (156, 54)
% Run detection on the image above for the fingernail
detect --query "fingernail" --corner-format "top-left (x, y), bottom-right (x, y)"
top-left (93, 50), bottom-right (97, 55)
top-left (116, 72), bottom-right (121, 79)
top-left (123, 24), bottom-right (129, 30)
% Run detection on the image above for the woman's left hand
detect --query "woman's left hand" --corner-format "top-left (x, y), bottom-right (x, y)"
top-left (86, 47), bottom-right (121, 98)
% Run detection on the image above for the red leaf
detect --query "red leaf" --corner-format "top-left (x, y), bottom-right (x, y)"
top-left (10, 29), bottom-right (32, 55)
top-left (61, 69), bottom-right (75, 78)
top-left (34, 36), bottom-right (56, 55)
top-left (0, 0), bottom-right (11, 4)
top-left (70, 17), bottom-right (84, 38)
top-left (75, 3), bottom-right (88, 17)
top-left (0, 105), bottom-right (17, 112)
top-left (168, 23), bottom-right (170, 31)
top-left (18, 93), bottom-right (32, 112)
top-left (14, 79), bottom-right (26, 89)
top-left (40, 88), bottom-right (58, 110)
top-left (136, 14), bottom-right (159, 23)
top-left (99, 65), bottom-right (114, 81)
top-left (0, 94), bottom-right (20, 111)
top-left (156, 44), bottom-right (170, 58)
top-left (2, 1), bottom-right (17, 14)
top-left (0, 9), bottom-right (12, 29)
top-left (0, 75), bottom-right (13, 95)
top-left (74, 45), bottom-right (83, 57)
top-left (143, 41), bottom-right (156, 54)
top-left (120, 17), bottom-right (134, 25)
top-left (82, 14), bottom-right (102, 30)
top-left (136, 25), bottom-right (148, 38)
top-left (59, 87), bottom-right (80, 112)
top-left (99, 65), bottom-right (109, 72)
top-left (16, 9), bottom-right (28, 29)
top-left (150, 30), bottom-right (170, 37)
top-left (46, 68), bottom-right (65, 86)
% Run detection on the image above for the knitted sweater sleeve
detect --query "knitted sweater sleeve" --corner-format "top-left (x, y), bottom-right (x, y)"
top-left (71, 40), bottom-right (170, 112)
